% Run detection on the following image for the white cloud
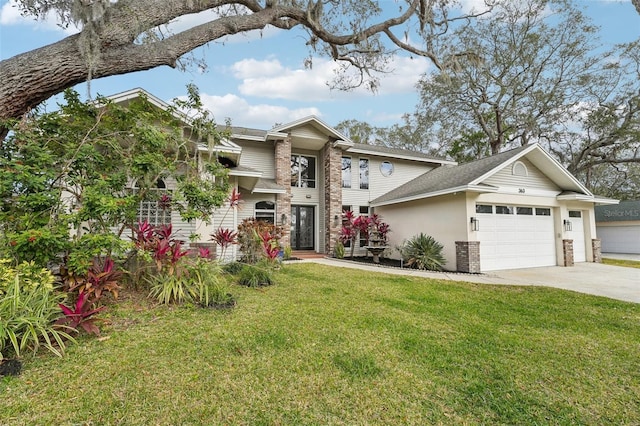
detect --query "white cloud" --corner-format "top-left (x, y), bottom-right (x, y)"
top-left (0, 0), bottom-right (78, 34)
top-left (196, 93), bottom-right (321, 129)
top-left (232, 55), bottom-right (431, 102)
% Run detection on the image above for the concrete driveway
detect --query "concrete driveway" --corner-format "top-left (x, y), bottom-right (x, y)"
top-left (303, 258), bottom-right (640, 304)
top-left (484, 263), bottom-right (640, 304)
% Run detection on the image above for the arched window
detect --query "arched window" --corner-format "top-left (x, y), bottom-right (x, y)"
top-left (255, 201), bottom-right (275, 224)
top-left (512, 161), bottom-right (528, 177)
top-left (137, 179), bottom-right (172, 226)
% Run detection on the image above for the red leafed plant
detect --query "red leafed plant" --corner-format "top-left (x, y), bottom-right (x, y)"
top-left (211, 227), bottom-right (238, 260)
top-left (58, 291), bottom-right (107, 336)
top-left (65, 257), bottom-right (122, 303)
top-left (259, 231), bottom-right (280, 261)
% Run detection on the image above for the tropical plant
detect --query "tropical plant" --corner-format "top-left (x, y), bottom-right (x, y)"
top-left (57, 291), bottom-right (106, 336)
top-left (0, 262), bottom-right (74, 361)
top-left (186, 259), bottom-right (234, 308)
top-left (64, 257), bottom-right (122, 304)
top-left (283, 245), bottom-right (292, 261)
top-left (237, 262), bottom-right (276, 288)
top-left (334, 241), bottom-right (345, 259)
top-left (211, 228), bottom-right (238, 260)
top-left (147, 273), bottom-right (192, 305)
top-left (398, 233), bottom-right (446, 271)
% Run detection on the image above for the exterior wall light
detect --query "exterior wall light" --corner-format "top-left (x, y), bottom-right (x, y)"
top-left (281, 213), bottom-right (287, 225)
top-left (563, 219), bottom-right (572, 232)
top-left (470, 217), bottom-right (480, 231)
top-left (334, 214), bottom-right (340, 227)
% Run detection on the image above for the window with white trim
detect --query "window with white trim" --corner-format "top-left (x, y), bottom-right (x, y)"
top-left (255, 201), bottom-right (275, 224)
top-left (359, 158), bottom-right (369, 190)
top-left (137, 179), bottom-right (172, 226)
top-left (342, 157), bottom-right (352, 188)
top-left (291, 154), bottom-right (316, 188)
top-left (512, 161), bottom-right (528, 177)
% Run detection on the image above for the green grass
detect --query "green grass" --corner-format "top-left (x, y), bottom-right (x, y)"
top-left (2, 263), bottom-right (639, 425)
top-left (603, 257), bottom-right (640, 269)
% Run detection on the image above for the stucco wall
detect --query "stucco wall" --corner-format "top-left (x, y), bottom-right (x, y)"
top-left (376, 193), bottom-right (468, 270)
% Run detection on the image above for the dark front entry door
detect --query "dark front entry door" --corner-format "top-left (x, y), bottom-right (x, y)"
top-left (291, 205), bottom-right (314, 250)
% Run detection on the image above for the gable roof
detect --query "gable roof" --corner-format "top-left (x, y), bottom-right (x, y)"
top-left (271, 116), bottom-right (353, 147)
top-left (371, 144), bottom-right (595, 207)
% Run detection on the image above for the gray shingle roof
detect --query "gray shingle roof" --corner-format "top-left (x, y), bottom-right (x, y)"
top-left (372, 144), bottom-right (532, 205)
top-left (348, 143), bottom-right (450, 163)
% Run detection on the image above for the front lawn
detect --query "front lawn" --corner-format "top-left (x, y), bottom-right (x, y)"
top-left (2, 263), bottom-right (639, 425)
top-left (603, 257), bottom-right (640, 269)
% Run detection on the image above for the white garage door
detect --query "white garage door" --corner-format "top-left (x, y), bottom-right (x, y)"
top-left (566, 211), bottom-right (586, 262)
top-left (598, 225), bottom-right (640, 254)
top-left (476, 204), bottom-right (556, 272)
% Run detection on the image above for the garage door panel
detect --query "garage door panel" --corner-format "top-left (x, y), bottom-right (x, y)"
top-left (477, 206), bottom-right (556, 272)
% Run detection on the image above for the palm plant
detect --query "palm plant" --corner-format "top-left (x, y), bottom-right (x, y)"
top-left (399, 233), bottom-right (446, 271)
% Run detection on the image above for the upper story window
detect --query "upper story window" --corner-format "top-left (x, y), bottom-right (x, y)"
top-left (342, 156), bottom-right (352, 188)
top-left (380, 161), bottom-right (394, 177)
top-left (255, 201), bottom-right (275, 224)
top-left (137, 178), bottom-right (172, 226)
top-left (359, 158), bottom-right (369, 190)
top-left (291, 154), bottom-right (316, 188)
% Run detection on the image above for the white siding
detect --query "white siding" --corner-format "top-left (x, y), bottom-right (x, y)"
top-left (483, 159), bottom-right (560, 192)
top-left (238, 141), bottom-right (275, 178)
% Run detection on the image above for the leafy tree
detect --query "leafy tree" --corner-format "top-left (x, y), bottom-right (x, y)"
top-left (0, 86), bottom-right (229, 271)
top-left (0, 0), bottom-right (496, 135)
top-left (385, 0), bottom-right (640, 195)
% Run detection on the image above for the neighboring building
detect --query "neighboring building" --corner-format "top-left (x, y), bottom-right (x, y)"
top-left (110, 89), bottom-right (617, 272)
top-left (595, 201), bottom-right (640, 254)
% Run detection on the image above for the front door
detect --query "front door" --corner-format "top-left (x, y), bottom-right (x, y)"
top-left (291, 205), bottom-right (314, 250)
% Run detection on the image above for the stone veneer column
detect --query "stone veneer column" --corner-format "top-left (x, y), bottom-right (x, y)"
top-left (562, 239), bottom-right (574, 266)
top-left (455, 241), bottom-right (481, 273)
top-left (592, 238), bottom-right (602, 263)
top-left (275, 136), bottom-right (292, 248)
top-left (323, 141), bottom-right (342, 254)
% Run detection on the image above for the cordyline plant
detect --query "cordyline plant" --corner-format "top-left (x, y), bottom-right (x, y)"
top-left (339, 212), bottom-right (391, 258)
top-left (58, 291), bottom-right (107, 336)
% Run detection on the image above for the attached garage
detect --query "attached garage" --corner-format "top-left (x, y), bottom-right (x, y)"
top-left (372, 144), bottom-right (615, 273)
top-left (476, 204), bottom-right (556, 271)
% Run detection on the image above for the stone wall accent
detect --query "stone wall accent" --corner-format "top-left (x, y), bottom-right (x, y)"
top-left (455, 241), bottom-right (481, 273)
top-left (323, 141), bottom-right (342, 254)
top-left (562, 239), bottom-right (574, 266)
top-left (592, 238), bottom-right (602, 263)
top-left (275, 136), bottom-right (292, 248)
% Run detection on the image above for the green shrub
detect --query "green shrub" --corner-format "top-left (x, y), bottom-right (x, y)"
top-left (222, 261), bottom-right (244, 275)
top-left (0, 260), bottom-right (74, 361)
top-left (237, 262), bottom-right (276, 287)
top-left (398, 233), bottom-right (446, 271)
top-left (334, 241), bottom-right (345, 259)
top-left (187, 259), bottom-right (234, 308)
top-left (283, 245), bottom-right (292, 261)
top-left (148, 259), bottom-right (235, 306)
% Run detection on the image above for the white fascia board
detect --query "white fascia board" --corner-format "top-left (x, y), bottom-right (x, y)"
top-left (371, 185), bottom-right (496, 207)
top-left (265, 131), bottom-right (289, 139)
top-left (272, 115), bottom-right (353, 144)
top-left (197, 145), bottom-right (242, 155)
top-left (556, 193), bottom-right (594, 202)
top-left (593, 197), bottom-right (620, 205)
top-left (345, 148), bottom-right (456, 165)
top-left (229, 170), bottom-right (263, 178)
top-left (251, 188), bottom-right (287, 194)
top-left (231, 134), bottom-right (266, 142)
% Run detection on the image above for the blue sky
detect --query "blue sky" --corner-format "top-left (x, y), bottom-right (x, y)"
top-left (1, 0), bottom-right (639, 130)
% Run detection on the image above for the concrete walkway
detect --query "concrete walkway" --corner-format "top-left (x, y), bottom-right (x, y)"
top-left (297, 258), bottom-right (640, 304)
